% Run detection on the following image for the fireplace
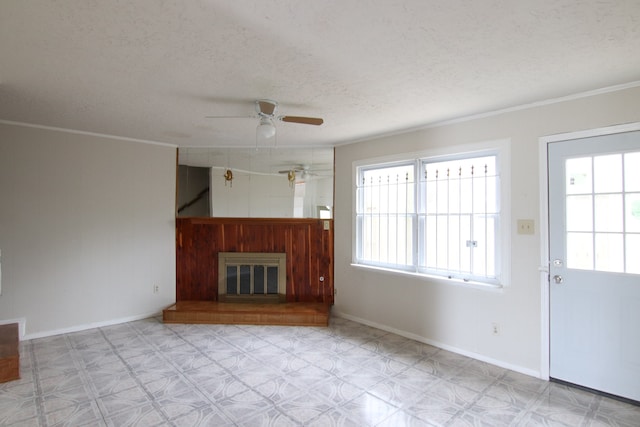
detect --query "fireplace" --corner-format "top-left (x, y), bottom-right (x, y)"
top-left (218, 252), bottom-right (287, 302)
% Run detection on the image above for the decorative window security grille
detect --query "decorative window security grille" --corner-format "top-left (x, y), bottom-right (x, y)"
top-left (356, 153), bottom-right (501, 285)
top-left (420, 155), bottom-right (499, 282)
top-left (356, 163), bottom-right (415, 269)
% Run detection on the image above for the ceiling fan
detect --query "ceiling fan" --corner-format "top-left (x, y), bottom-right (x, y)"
top-left (278, 165), bottom-right (331, 184)
top-left (207, 99), bottom-right (323, 144)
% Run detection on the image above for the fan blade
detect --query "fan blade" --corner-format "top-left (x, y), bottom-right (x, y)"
top-left (205, 115), bottom-right (255, 119)
top-left (280, 116), bottom-right (324, 126)
top-left (257, 100), bottom-right (277, 116)
top-left (278, 116), bottom-right (324, 126)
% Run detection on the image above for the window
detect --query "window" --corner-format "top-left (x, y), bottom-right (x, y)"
top-left (420, 155), bottom-right (499, 283)
top-left (355, 143), bottom-right (508, 287)
top-left (356, 163), bottom-right (416, 269)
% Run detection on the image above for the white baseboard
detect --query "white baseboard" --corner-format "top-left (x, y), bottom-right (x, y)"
top-left (22, 311), bottom-right (161, 341)
top-left (332, 310), bottom-right (542, 379)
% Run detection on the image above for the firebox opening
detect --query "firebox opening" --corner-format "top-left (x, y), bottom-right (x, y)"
top-left (218, 252), bottom-right (286, 303)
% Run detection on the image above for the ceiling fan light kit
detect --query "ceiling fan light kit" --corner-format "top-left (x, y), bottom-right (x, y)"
top-left (208, 99), bottom-right (324, 148)
top-left (256, 117), bottom-right (277, 148)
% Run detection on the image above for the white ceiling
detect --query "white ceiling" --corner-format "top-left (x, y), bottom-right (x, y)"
top-left (1, 0), bottom-right (640, 149)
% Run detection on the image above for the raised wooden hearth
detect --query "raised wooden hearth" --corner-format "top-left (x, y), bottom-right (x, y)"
top-left (0, 323), bottom-right (20, 383)
top-left (163, 301), bottom-right (330, 327)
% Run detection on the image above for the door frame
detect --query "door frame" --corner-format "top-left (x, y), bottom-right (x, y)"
top-left (538, 121), bottom-right (640, 381)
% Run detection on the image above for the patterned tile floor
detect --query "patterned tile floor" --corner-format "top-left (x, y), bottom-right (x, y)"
top-left (1, 316), bottom-right (638, 426)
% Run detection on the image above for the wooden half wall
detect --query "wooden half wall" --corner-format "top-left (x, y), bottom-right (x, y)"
top-left (176, 217), bottom-right (334, 304)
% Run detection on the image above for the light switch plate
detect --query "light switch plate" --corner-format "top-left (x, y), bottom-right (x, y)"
top-left (517, 219), bottom-right (535, 235)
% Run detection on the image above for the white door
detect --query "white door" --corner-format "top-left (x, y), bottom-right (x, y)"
top-left (549, 130), bottom-right (640, 401)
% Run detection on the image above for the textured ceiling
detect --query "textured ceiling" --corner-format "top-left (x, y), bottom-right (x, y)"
top-left (1, 0), bottom-right (640, 149)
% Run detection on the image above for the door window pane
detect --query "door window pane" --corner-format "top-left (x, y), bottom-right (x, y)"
top-left (625, 152), bottom-right (640, 192)
top-left (594, 194), bottom-right (623, 232)
top-left (594, 154), bottom-right (622, 193)
top-left (567, 232), bottom-right (593, 270)
top-left (595, 233), bottom-right (624, 273)
top-left (627, 234), bottom-right (640, 274)
top-left (566, 195), bottom-right (593, 232)
top-left (566, 157), bottom-right (592, 194)
top-left (627, 194), bottom-right (640, 233)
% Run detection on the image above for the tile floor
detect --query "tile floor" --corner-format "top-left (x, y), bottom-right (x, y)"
top-left (1, 316), bottom-right (638, 426)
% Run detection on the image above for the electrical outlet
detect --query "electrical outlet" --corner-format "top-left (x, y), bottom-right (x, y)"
top-left (491, 322), bottom-right (500, 336)
top-left (153, 285), bottom-right (159, 294)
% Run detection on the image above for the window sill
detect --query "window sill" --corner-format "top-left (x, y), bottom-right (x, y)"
top-left (350, 263), bottom-right (505, 292)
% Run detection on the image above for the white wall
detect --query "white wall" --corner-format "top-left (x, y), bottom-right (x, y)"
top-left (0, 123), bottom-right (177, 338)
top-left (333, 85), bottom-right (640, 377)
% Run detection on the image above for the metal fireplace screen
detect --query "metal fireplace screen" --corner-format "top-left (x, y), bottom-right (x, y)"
top-left (226, 264), bottom-right (279, 295)
top-left (218, 252), bottom-right (286, 297)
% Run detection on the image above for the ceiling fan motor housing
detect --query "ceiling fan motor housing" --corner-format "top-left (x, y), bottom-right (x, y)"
top-left (256, 99), bottom-right (278, 117)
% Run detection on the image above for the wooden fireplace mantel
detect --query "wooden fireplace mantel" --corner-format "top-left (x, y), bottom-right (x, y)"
top-left (175, 217), bottom-right (334, 304)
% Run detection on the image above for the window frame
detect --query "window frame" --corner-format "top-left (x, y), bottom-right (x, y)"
top-left (352, 139), bottom-right (511, 288)
top-left (355, 160), bottom-right (418, 272)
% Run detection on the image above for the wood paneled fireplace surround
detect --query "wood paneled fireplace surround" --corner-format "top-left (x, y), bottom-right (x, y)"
top-left (163, 217), bottom-right (334, 326)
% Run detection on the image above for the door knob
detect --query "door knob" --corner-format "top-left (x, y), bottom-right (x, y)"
top-left (553, 275), bottom-right (563, 284)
